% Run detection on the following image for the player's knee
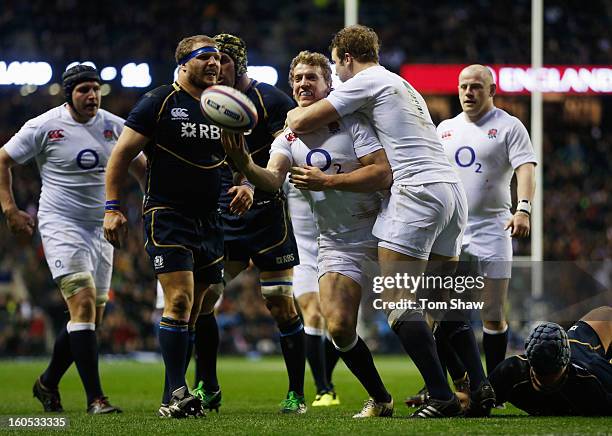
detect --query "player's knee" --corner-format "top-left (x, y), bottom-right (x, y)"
top-left (483, 320), bottom-right (507, 332)
top-left (267, 300), bottom-right (297, 324)
top-left (326, 316), bottom-right (355, 343)
top-left (303, 311), bottom-right (325, 330)
top-left (167, 291), bottom-right (193, 318)
top-left (386, 307), bottom-right (423, 330)
top-left (207, 282), bottom-right (224, 299)
top-left (439, 309), bottom-right (471, 340)
top-left (70, 296), bottom-right (96, 322)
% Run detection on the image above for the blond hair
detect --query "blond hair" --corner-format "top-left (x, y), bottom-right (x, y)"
top-left (288, 51), bottom-right (332, 88)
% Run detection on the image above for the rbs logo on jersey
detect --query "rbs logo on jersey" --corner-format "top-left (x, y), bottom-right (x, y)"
top-left (180, 122), bottom-right (221, 140)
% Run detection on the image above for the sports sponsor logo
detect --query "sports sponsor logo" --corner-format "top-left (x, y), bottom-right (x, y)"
top-left (180, 122), bottom-right (221, 139)
top-left (487, 128), bottom-right (498, 139)
top-left (441, 130), bottom-right (453, 139)
top-left (171, 107), bottom-right (189, 120)
top-left (275, 253), bottom-right (295, 264)
top-left (47, 129), bottom-right (65, 142)
top-left (154, 255), bottom-right (164, 269)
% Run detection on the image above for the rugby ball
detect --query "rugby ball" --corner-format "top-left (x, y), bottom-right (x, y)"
top-left (200, 85), bottom-right (258, 133)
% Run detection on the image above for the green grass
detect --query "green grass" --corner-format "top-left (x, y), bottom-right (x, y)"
top-left (0, 356), bottom-right (609, 434)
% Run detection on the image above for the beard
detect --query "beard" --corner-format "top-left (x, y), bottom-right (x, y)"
top-left (187, 69), bottom-right (217, 90)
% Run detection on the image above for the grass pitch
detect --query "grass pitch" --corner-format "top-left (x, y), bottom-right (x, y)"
top-left (0, 356), bottom-right (609, 434)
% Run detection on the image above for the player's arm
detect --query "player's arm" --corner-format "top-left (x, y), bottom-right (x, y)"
top-left (286, 99), bottom-right (340, 135)
top-left (487, 356), bottom-right (517, 407)
top-left (221, 131), bottom-right (290, 192)
top-left (290, 149), bottom-right (391, 192)
top-left (104, 126), bottom-right (149, 248)
top-left (505, 162), bottom-right (535, 238)
top-left (0, 148), bottom-right (35, 237)
top-left (127, 152), bottom-right (147, 192)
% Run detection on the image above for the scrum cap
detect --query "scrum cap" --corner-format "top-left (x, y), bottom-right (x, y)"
top-left (214, 33), bottom-right (248, 78)
top-left (525, 322), bottom-right (571, 375)
top-left (62, 65), bottom-right (100, 106)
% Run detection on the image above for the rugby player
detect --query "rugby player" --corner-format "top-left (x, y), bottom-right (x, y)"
top-left (286, 25), bottom-right (491, 417)
top-left (488, 307), bottom-right (612, 415)
top-left (439, 64), bottom-right (536, 373)
top-left (190, 33), bottom-right (306, 414)
top-left (103, 35), bottom-right (247, 418)
top-left (406, 64), bottom-right (537, 410)
top-left (286, 181), bottom-right (340, 406)
top-left (0, 65), bottom-right (144, 414)
top-left (223, 50), bottom-right (395, 418)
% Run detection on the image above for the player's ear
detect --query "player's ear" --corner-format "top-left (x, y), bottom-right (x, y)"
top-left (489, 83), bottom-right (497, 98)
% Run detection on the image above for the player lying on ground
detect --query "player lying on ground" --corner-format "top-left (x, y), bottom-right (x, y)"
top-left (223, 50), bottom-right (396, 418)
top-left (487, 306), bottom-right (612, 415)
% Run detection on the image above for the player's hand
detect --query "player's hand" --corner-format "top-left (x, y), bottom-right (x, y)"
top-left (289, 165), bottom-right (329, 191)
top-left (103, 210), bottom-right (128, 248)
top-left (228, 184), bottom-right (253, 216)
top-left (4, 207), bottom-right (35, 238)
top-left (505, 211), bottom-right (530, 238)
top-left (221, 130), bottom-right (250, 170)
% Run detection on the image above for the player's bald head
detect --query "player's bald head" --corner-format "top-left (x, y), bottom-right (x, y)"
top-left (459, 64), bottom-right (494, 87)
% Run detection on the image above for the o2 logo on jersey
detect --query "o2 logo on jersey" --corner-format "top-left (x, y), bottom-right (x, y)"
top-left (76, 149), bottom-right (100, 170)
top-left (305, 148), bottom-right (343, 174)
top-left (454, 146), bottom-right (482, 173)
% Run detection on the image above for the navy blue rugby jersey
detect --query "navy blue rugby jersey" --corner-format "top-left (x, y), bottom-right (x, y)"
top-left (218, 80), bottom-right (295, 209)
top-left (489, 354), bottom-right (612, 416)
top-left (126, 82), bottom-right (226, 217)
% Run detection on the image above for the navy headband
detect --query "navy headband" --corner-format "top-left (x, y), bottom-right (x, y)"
top-left (178, 46), bottom-right (219, 65)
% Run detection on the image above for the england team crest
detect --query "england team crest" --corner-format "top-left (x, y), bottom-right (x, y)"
top-left (488, 128), bottom-right (498, 139)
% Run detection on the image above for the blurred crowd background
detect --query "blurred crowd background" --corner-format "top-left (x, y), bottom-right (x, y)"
top-left (0, 0), bottom-right (610, 357)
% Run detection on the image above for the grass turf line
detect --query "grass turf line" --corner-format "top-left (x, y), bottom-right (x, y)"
top-left (0, 356), bottom-right (609, 435)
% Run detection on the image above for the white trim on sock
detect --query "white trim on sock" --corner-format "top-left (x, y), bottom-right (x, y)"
top-left (332, 335), bottom-right (358, 352)
top-left (68, 322), bottom-right (95, 332)
top-left (482, 324), bottom-right (508, 335)
top-left (304, 326), bottom-right (325, 336)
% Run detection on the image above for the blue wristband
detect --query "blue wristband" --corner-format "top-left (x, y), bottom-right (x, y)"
top-left (241, 180), bottom-right (255, 191)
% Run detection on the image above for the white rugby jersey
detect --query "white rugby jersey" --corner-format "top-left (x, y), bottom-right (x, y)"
top-left (438, 107), bottom-right (537, 218)
top-left (3, 104), bottom-right (124, 224)
top-left (326, 66), bottom-right (460, 186)
top-left (272, 113), bottom-right (381, 238)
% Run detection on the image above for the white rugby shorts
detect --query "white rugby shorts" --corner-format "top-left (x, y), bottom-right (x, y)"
top-left (373, 182), bottom-right (467, 259)
top-left (460, 213), bottom-right (513, 279)
top-left (38, 214), bottom-right (113, 294)
top-left (287, 184), bottom-right (319, 298)
top-left (317, 227), bottom-right (378, 289)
